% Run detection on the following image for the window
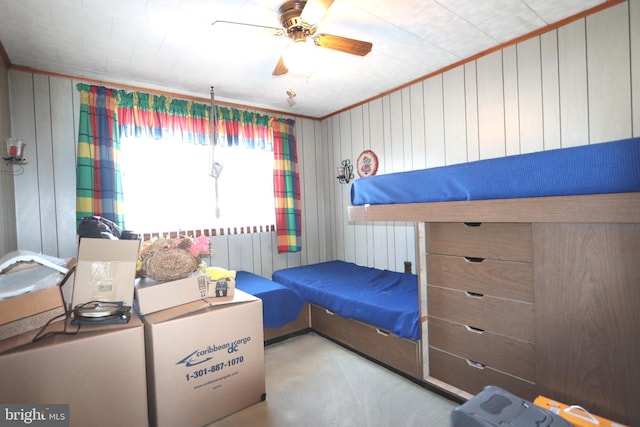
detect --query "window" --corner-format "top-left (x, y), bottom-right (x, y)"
top-left (120, 136), bottom-right (275, 234)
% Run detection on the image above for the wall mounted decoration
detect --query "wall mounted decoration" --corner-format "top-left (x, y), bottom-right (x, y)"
top-left (336, 159), bottom-right (354, 184)
top-left (356, 150), bottom-right (378, 177)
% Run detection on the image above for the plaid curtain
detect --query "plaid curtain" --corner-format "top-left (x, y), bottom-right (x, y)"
top-left (76, 84), bottom-right (124, 228)
top-left (272, 118), bottom-right (302, 253)
top-left (116, 91), bottom-right (271, 149)
top-left (212, 105), bottom-right (272, 150)
top-left (117, 91), bottom-right (210, 144)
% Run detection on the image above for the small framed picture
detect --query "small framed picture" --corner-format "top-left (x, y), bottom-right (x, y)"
top-left (356, 150), bottom-right (378, 177)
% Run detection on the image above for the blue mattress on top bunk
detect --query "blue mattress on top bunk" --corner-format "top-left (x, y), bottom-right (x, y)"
top-left (272, 261), bottom-right (420, 340)
top-left (351, 137), bottom-right (640, 206)
top-left (235, 271), bottom-right (305, 329)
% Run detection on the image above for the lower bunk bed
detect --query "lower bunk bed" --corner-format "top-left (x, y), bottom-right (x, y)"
top-left (234, 263), bottom-right (422, 379)
top-left (272, 261), bottom-right (422, 379)
top-left (234, 271), bottom-right (309, 342)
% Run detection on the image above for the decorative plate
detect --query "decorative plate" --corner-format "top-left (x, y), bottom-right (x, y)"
top-left (356, 150), bottom-right (379, 177)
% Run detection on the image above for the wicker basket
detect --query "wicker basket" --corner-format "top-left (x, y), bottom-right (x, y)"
top-left (139, 247), bottom-right (200, 281)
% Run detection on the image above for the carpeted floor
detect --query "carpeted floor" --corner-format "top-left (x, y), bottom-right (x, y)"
top-left (209, 332), bottom-right (457, 427)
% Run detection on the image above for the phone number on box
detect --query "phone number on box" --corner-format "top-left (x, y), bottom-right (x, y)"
top-left (185, 356), bottom-right (244, 381)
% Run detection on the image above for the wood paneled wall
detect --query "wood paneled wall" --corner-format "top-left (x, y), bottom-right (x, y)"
top-left (329, 1), bottom-right (639, 273)
top-left (5, 1), bottom-right (638, 276)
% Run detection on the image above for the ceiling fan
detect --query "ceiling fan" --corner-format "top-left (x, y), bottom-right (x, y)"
top-left (213, 0), bottom-right (373, 76)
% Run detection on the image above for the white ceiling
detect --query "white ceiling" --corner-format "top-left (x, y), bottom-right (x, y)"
top-left (0, 0), bottom-right (608, 118)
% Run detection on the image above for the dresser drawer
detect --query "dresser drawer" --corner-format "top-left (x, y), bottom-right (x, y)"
top-left (427, 254), bottom-right (533, 303)
top-left (427, 285), bottom-right (534, 342)
top-left (429, 347), bottom-right (536, 401)
top-left (428, 317), bottom-right (535, 382)
top-left (426, 223), bottom-right (532, 262)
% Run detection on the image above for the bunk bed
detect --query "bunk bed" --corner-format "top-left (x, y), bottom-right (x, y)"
top-left (347, 137), bottom-right (640, 427)
top-left (272, 261), bottom-right (422, 378)
top-left (234, 271), bottom-right (308, 342)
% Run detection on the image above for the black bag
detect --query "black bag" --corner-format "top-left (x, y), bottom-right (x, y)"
top-left (77, 216), bottom-right (122, 239)
top-left (451, 385), bottom-right (571, 427)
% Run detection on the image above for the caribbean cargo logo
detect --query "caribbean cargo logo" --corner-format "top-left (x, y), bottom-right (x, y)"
top-left (176, 336), bottom-right (251, 367)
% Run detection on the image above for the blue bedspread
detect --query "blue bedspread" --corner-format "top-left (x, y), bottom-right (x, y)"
top-left (235, 271), bottom-right (305, 329)
top-left (272, 261), bottom-right (420, 340)
top-left (351, 137), bottom-right (640, 206)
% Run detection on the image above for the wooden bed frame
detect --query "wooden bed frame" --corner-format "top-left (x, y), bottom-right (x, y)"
top-left (262, 303), bottom-right (422, 379)
top-left (348, 192), bottom-right (640, 427)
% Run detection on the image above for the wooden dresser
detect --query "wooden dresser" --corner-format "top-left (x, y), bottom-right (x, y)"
top-left (424, 222), bottom-right (536, 400)
top-left (350, 192), bottom-right (640, 426)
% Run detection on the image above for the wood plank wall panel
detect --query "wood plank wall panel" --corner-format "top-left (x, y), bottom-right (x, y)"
top-left (350, 106), bottom-right (368, 268)
top-left (540, 31), bottom-right (562, 150)
top-left (517, 37), bottom-right (544, 154)
top-left (10, 72), bottom-right (42, 253)
top-left (49, 77), bottom-right (78, 257)
top-left (409, 83), bottom-right (426, 169)
top-left (368, 98), bottom-right (390, 270)
top-left (476, 51), bottom-right (506, 160)
top-left (359, 103), bottom-right (375, 266)
top-left (0, 55), bottom-right (17, 255)
top-left (586, 3), bottom-right (632, 143)
top-left (6, 2), bottom-right (638, 276)
top-left (298, 117), bottom-right (323, 266)
top-left (341, 111), bottom-right (356, 263)
top-left (443, 66), bottom-right (467, 165)
top-left (424, 76), bottom-right (446, 167)
top-left (464, 62), bottom-right (480, 161)
top-left (388, 91), bottom-right (410, 271)
top-left (33, 74), bottom-right (58, 256)
top-left (503, 45), bottom-right (521, 156)
top-left (558, 19), bottom-right (590, 147)
top-left (633, 0), bottom-right (640, 135)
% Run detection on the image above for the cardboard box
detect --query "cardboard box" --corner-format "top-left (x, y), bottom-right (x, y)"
top-left (0, 315), bottom-right (148, 427)
top-left (0, 285), bottom-right (66, 341)
top-left (142, 289), bottom-right (265, 427)
top-left (534, 396), bottom-right (629, 427)
top-left (135, 272), bottom-right (209, 315)
top-left (71, 238), bottom-right (140, 309)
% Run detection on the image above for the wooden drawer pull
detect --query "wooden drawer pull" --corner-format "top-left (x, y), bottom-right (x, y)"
top-left (464, 256), bottom-right (485, 263)
top-left (466, 359), bottom-right (486, 369)
top-left (465, 291), bottom-right (484, 298)
top-left (463, 222), bottom-right (482, 227)
top-left (464, 325), bottom-right (485, 334)
top-left (376, 328), bottom-right (390, 336)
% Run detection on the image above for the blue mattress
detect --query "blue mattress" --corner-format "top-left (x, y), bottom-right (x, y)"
top-left (351, 137), bottom-right (640, 206)
top-left (272, 261), bottom-right (419, 340)
top-left (235, 271), bottom-right (305, 329)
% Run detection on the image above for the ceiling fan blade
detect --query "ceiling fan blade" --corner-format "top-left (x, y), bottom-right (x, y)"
top-left (300, 0), bottom-right (335, 25)
top-left (313, 33), bottom-right (372, 56)
top-left (272, 55), bottom-right (289, 76)
top-left (211, 20), bottom-right (284, 36)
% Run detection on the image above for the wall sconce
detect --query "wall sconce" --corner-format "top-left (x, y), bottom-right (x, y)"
top-left (336, 159), bottom-right (354, 184)
top-left (3, 137), bottom-right (27, 165)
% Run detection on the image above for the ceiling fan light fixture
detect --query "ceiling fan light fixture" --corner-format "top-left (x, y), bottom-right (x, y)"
top-left (282, 39), bottom-right (316, 76)
top-left (300, 0), bottom-right (334, 25)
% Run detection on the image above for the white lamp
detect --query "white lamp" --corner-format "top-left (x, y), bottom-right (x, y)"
top-left (300, 0), bottom-right (334, 25)
top-left (282, 38), bottom-right (317, 76)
